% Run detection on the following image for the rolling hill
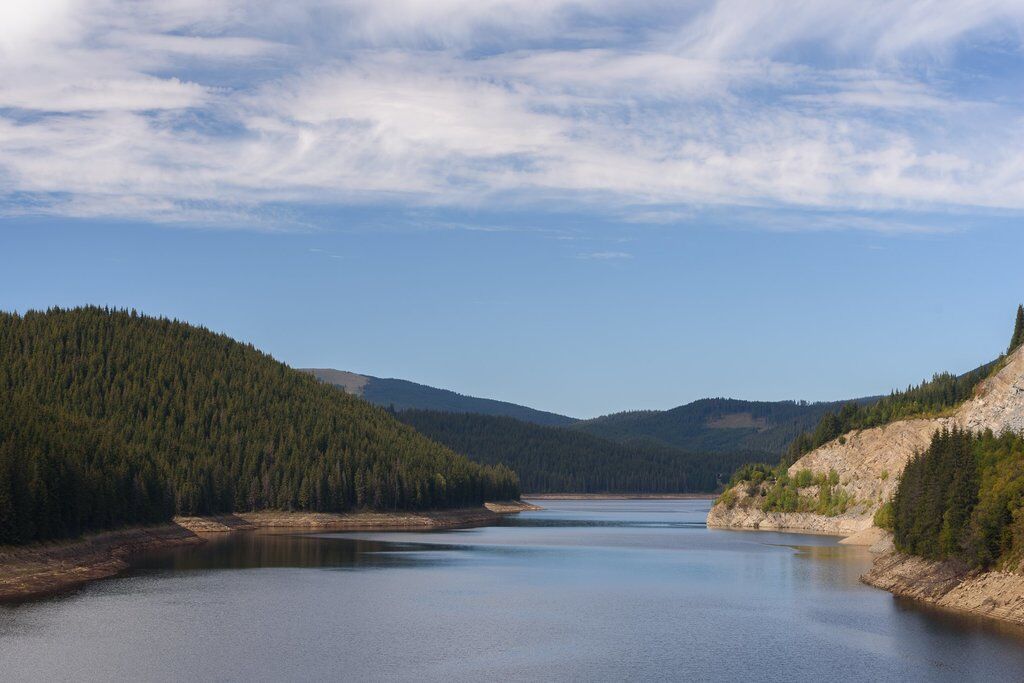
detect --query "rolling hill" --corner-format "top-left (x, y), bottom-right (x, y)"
top-left (0, 307), bottom-right (518, 545)
top-left (572, 397), bottom-right (880, 459)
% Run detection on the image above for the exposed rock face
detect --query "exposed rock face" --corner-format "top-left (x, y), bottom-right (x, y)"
top-left (862, 552), bottom-right (1024, 626)
top-left (955, 347), bottom-right (1024, 434)
top-left (708, 345), bottom-right (1024, 535)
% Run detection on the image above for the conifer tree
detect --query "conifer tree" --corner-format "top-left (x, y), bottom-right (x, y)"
top-left (1009, 304), bottom-right (1024, 354)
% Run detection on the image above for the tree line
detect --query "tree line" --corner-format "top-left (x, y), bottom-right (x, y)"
top-left (888, 427), bottom-right (1024, 569)
top-left (0, 307), bottom-right (519, 545)
top-left (397, 409), bottom-right (758, 493)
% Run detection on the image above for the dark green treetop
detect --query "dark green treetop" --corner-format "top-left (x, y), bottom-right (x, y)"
top-left (1010, 304), bottom-right (1024, 354)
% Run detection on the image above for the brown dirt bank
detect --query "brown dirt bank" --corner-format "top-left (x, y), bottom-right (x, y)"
top-left (0, 524), bottom-right (203, 602)
top-left (0, 502), bottom-right (535, 602)
top-left (862, 552), bottom-right (1024, 627)
top-left (524, 493), bottom-right (715, 500)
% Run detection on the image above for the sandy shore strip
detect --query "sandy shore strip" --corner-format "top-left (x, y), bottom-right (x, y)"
top-left (0, 501), bottom-right (536, 602)
top-left (524, 493), bottom-right (716, 500)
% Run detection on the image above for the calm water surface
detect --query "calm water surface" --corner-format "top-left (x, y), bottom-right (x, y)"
top-left (2, 499), bottom-right (1024, 682)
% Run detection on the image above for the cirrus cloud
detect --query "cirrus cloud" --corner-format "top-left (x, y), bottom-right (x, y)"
top-left (1, 0), bottom-right (1023, 228)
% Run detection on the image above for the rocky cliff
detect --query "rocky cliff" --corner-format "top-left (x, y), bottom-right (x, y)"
top-left (708, 344), bottom-right (1024, 536)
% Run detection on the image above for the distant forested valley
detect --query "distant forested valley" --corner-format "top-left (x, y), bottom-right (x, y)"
top-left (0, 308), bottom-right (518, 545)
top-left (397, 410), bottom-right (760, 494)
top-left (309, 369), bottom-right (877, 495)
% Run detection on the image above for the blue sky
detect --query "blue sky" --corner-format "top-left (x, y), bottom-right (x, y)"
top-left (2, 2), bottom-right (1024, 417)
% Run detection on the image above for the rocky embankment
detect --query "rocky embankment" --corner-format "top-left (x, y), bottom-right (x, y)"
top-left (863, 552), bottom-right (1024, 626)
top-left (705, 504), bottom-right (872, 536)
top-left (708, 344), bottom-right (1024, 535)
top-left (0, 502), bottom-right (537, 601)
top-left (708, 344), bottom-right (1024, 626)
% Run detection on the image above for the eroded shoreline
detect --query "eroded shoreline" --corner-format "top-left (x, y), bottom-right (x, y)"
top-left (708, 505), bottom-right (1024, 628)
top-left (0, 501), bottom-right (537, 602)
top-left (524, 493), bottom-right (715, 500)
top-left (862, 552), bottom-right (1024, 627)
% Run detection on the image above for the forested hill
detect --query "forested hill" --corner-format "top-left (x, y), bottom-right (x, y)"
top-left (0, 308), bottom-right (518, 546)
top-left (572, 397), bottom-right (878, 461)
top-left (397, 410), bottom-right (759, 494)
top-left (304, 368), bottom-right (576, 427)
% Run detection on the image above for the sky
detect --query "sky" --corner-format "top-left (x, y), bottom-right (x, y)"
top-left (2, 1), bottom-right (1024, 418)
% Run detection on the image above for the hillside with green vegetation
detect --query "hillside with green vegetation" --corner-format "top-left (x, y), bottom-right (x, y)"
top-left (0, 307), bottom-right (518, 546)
top-left (717, 462), bottom-right (854, 517)
top-left (885, 428), bottom-right (1024, 570)
top-left (573, 397), bottom-right (876, 461)
top-left (721, 306), bottom-right (1024, 521)
top-left (725, 360), bottom-right (1005, 518)
top-left (305, 368), bottom-right (576, 427)
top-left (397, 409), bottom-right (759, 493)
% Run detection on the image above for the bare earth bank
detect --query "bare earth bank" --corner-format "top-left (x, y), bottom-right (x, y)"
top-left (862, 552), bottom-right (1024, 626)
top-left (0, 501), bottom-right (537, 602)
top-left (524, 493), bottom-right (715, 500)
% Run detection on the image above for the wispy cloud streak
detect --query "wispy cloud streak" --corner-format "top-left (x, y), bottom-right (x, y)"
top-left (0, 1), bottom-right (1022, 227)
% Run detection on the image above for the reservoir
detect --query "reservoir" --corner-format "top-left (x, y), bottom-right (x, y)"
top-left (2, 499), bottom-right (1023, 681)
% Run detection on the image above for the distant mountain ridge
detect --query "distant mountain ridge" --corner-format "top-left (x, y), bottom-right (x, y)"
top-left (573, 397), bottom-right (882, 459)
top-left (303, 368), bottom-right (577, 427)
top-left (305, 368), bottom-right (880, 459)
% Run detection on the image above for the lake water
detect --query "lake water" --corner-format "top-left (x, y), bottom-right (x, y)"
top-left (2, 499), bottom-right (1024, 682)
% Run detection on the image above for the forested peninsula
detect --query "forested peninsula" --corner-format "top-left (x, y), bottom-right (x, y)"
top-left (0, 307), bottom-right (519, 548)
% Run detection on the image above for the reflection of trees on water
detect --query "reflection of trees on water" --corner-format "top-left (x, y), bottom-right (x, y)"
top-left (131, 534), bottom-right (457, 571)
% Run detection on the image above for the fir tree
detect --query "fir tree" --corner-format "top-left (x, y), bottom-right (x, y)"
top-left (1010, 304), bottom-right (1024, 354)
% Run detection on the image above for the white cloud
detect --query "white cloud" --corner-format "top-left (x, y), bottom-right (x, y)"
top-left (0, 1), bottom-right (1023, 227)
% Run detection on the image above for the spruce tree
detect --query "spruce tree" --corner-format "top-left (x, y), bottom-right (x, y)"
top-left (1010, 304), bottom-right (1024, 354)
